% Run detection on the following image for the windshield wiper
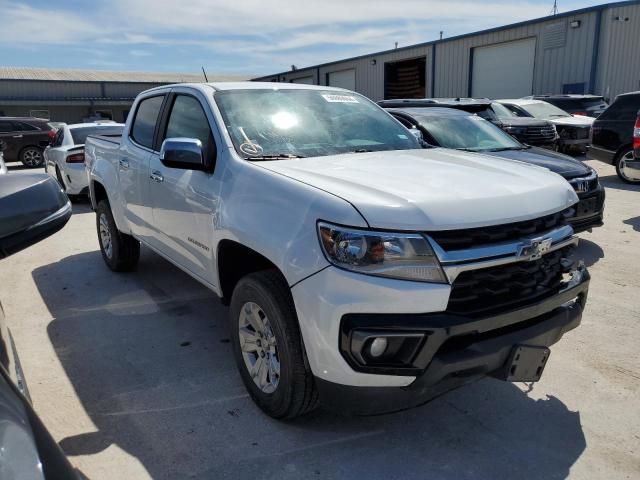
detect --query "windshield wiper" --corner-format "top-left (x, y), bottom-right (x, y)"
top-left (483, 146), bottom-right (525, 152)
top-left (245, 154), bottom-right (306, 161)
top-left (350, 149), bottom-right (375, 153)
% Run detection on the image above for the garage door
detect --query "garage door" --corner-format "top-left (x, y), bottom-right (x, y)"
top-left (471, 38), bottom-right (536, 99)
top-left (327, 69), bottom-right (356, 91)
top-left (290, 76), bottom-right (314, 84)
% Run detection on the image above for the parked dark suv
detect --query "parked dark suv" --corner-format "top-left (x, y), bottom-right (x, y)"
top-left (378, 98), bottom-right (558, 148)
top-left (0, 117), bottom-right (54, 168)
top-left (590, 91), bottom-right (640, 184)
top-left (529, 95), bottom-right (609, 118)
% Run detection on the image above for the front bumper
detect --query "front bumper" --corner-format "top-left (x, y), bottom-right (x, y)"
top-left (569, 184), bottom-right (605, 233)
top-left (316, 266), bottom-right (589, 415)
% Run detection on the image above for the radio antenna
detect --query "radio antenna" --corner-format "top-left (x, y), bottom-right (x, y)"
top-left (201, 66), bottom-right (209, 82)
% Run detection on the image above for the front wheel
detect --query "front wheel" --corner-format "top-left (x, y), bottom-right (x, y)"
top-left (20, 147), bottom-right (44, 168)
top-left (230, 270), bottom-right (318, 419)
top-left (96, 200), bottom-right (140, 271)
top-left (615, 149), bottom-right (640, 184)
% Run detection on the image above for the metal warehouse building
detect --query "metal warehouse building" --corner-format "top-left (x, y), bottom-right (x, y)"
top-left (0, 68), bottom-right (245, 124)
top-left (254, 1), bottom-right (640, 101)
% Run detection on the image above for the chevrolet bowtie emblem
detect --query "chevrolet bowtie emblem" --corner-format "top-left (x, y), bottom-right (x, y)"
top-left (518, 237), bottom-right (553, 261)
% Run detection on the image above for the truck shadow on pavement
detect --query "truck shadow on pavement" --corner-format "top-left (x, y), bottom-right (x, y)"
top-left (34, 249), bottom-right (586, 480)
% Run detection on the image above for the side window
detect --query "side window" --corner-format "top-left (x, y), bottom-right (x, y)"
top-left (18, 122), bottom-right (38, 131)
top-left (130, 95), bottom-right (164, 149)
top-left (163, 95), bottom-right (216, 165)
top-left (10, 122), bottom-right (23, 132)
top-left (600, 96), bottom-right (640, 121)
top-left (53, 129), bottom-right (64, 147)
top-left (0, 121), bottom-right (13, 133)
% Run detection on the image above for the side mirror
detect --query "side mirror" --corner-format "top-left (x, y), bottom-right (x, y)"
top-left (160, 138), bottom-right (206, 171)
top-left (0, 174), bottom-right (71, 259)
top-left (409, 128), bottom-right (424, 143)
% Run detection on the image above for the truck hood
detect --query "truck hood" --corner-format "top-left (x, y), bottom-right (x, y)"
top-left (258, 148), bottom-right (578, 231)
top-left (486, 147), bottom-right (591, 178)
top-left (550, 115), bottom-right (595, 126)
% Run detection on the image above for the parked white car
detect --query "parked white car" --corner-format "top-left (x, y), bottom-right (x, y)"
top-left (497, 99), bottom-right (594, 153)
top-left (44, 122), bottom-right (123, 196)
top-left (0, 154), bottom-right (7, 174)
top-left (85, 83), bottom-right (590, 419)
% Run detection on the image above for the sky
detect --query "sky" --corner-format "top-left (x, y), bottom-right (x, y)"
top-left (0, 0), bottom-right (608, 77)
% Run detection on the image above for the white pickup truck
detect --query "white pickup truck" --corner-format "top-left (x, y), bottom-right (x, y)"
top-left (85, 83), bottom-right (590, 419)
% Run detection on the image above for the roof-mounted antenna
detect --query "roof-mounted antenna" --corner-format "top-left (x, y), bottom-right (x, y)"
top-left (551, 0), bottom-right (558, 15)
top-left (201, 66), bottom-right (209, 82)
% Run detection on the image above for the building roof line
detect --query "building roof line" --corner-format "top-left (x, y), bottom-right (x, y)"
top-left (253, 0), bottom-right (640, 80)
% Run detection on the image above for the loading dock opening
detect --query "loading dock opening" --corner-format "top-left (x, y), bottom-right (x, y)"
top-left (384, 57), bottom-right (427, 99)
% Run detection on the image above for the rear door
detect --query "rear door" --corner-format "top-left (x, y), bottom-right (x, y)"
top-left (0, 121), bottom-right (20, 160)
top-left (149, 90), bottom-right (221, 285)
top-left (122, 94), bottom-right (166, 241)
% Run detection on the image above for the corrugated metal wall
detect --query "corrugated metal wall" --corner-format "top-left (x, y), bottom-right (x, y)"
top-left (433, 11), bottom-right (599, 97)
top-left (258, 3), bottom-right (640, 101)
top-left (597, 3), bottom-right (640, 99)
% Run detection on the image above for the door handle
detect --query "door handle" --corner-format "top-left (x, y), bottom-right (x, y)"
top-left (150, 170), bottom-right (164, 183)
top-left (119, 158), bottom-right (130, 169)
top-left (12, 135), bottom-right (23, 138)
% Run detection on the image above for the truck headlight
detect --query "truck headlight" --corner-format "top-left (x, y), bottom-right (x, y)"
top-left (318, 222), bottom-right (446, 283)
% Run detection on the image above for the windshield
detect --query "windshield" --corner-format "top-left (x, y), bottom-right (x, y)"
top-left (490, 102), bottom-right (517, 119)
top-left (214, 89), bottom-right (420, 158)
top-left (521, 102), bottom-right (571, 119)
top-left (70, 125), bottom-right (123, 145)
top-left (419, 115), bottom-right (522, 152)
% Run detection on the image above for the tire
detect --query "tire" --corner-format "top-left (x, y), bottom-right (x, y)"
top-left (96, 200), bottom-right (140, 272)
top-left (614, 148), bottom-right (640, 184)
top-left (230, 270), bottom-right (318, 419)
top-left (20, 146), bottom-right (44, 168)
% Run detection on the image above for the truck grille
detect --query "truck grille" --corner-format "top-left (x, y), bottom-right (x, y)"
top-left (523, 125), bottom-right (556, 144)
top-left (568, 174), bottom-right (599, 194)
top-left (428, 208), bottom-right (572, 250)
top-left (447, 246), bottom-right (572, 317)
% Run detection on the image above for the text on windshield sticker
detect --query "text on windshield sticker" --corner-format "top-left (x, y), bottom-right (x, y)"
top-left (321, 94), bottom-right (359, 103)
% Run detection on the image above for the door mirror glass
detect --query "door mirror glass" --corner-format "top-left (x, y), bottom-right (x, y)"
top-left (0, 174), bottom-right (71, 259)
top-left (408, 128), bottom-right (423, 143)
top-left (160, 138), bottom-right (205, 170)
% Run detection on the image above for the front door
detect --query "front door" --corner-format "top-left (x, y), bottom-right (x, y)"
top-left (149, 92), bottom-right (220, 286)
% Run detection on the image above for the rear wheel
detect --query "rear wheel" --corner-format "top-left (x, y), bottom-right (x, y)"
top-left (96, 200), bottom-right (140, 271)
top-left (230, 270), bottom-right (318, 419)
top-left (20, 146), bottom-right (44, 168)
top-left (615, 149), bottom-right (640, 184)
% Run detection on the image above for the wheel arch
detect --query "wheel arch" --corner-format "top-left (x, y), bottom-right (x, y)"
top-left (217, 239), bottom-right (287, 306)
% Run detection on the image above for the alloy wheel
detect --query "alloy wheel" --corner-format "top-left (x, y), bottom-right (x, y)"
top-left (99, 213), bottom-right (113, 259)
top-left (22, 148), bottom-right (43, 167)
top-left (618, 150), bottom-right (640, 183)
top-left (238, 301), bottom-right (280, 393)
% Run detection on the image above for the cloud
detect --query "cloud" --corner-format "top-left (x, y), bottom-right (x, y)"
top-left (0, 0), bottom-right (602, 74)
top-left (129, 49), bottom-right (152, 57)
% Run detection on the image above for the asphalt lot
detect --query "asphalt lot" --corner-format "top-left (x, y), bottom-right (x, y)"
top-left (0, 158), bottom-right (638, 480)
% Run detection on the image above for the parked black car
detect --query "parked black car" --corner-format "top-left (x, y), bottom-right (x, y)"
top-left (0, 173), bottom-right (76, 479)
top-left (387, 106), bottom-right (605, 232)
top-left (0, 117), bottom-right (55, 168)
top-left (590, 91), bottom-right (640, 184)
top-left (378, 98), bottom-right (558, 148)
top-left (528, 95), bottom-right (609, 118)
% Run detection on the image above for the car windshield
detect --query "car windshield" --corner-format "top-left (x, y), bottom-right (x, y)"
top-left (490, 102), bottom-right (517, 119)
top-left (214, 89), bottom-right (420, 159)
top-left (521, 102), bottom-right (571, 119)
top-left (70, 125), bottom-right (123, 145)
top-left (419, 115), bottom-right (522, 152)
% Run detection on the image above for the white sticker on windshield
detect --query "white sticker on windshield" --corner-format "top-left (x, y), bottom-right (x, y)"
top-left (398, 134), bottom-right (408, 139)
top-left (321, 94), bottom-right (359, 103)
